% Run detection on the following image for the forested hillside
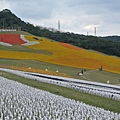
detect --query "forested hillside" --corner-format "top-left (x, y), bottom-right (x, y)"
top-left (0, 9), bottom-right (120, 57)
top-left (103, 36), bottom-right (120, 42)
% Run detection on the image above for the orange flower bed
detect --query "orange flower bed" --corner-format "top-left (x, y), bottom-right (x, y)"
top-left (49, 54), bottom-right (110, 69)
top-left (3, 65), bottom-right (71, 78)
top-left (60, 43), bottom-right (80, 50)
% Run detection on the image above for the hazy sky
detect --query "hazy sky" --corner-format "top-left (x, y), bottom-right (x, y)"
top-left (0, 0), bottom-right (120, 36)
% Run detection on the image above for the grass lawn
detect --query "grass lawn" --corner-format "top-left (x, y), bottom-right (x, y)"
top-left (0, 70), bottom-right (120, 113)
top-left (83, 69), bottom-right (120, 84)
top-left (0, 45), bottom-right (52, 55)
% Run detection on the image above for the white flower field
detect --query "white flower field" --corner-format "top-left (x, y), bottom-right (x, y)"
top-left (0, 76), bottom-right (120, 120)
top-left (0, 68), bottom-right (120, 101)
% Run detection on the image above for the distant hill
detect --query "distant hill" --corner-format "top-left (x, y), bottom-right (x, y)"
top-left (0, 9), bottom-right (120, 57)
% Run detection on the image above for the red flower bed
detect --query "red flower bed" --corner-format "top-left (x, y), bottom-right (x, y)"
top-left (0, 34), bottom-right (26, 45)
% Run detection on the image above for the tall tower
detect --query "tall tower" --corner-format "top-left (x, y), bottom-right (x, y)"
top-left (58, 20), bottom-right (60, 31)
top-left (87, 31), bottom-right (89, 36)
top-left (94, 27), bottom-right (96, 36)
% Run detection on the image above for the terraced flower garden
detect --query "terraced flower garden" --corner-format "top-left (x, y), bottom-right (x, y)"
top-left (0, 33), bottom-right (120, 74)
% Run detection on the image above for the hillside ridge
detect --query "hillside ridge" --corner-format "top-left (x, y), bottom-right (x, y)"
top-left (0, 9), bottom-right (120, 57)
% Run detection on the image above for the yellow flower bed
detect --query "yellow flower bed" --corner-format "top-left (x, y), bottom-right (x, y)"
top-left (24, 35), bottom-right (41, 42)
top-left (0, 50), bottom-right (50, 61)
top-left (26, 37), bottom-right (72, 57)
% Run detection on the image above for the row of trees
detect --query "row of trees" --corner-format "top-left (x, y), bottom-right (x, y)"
top-left (0, 9), bottom-right (120, 57)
